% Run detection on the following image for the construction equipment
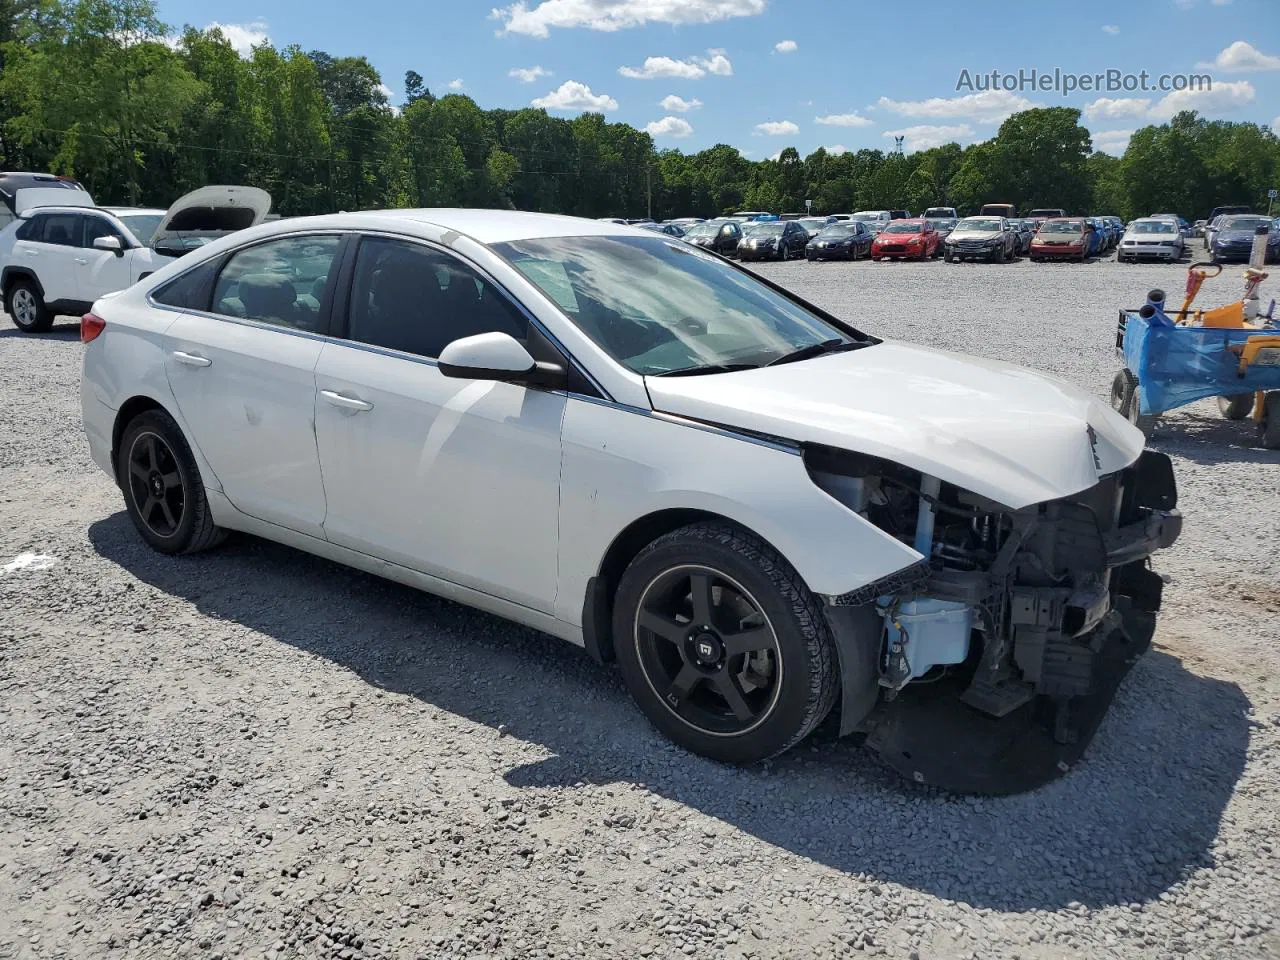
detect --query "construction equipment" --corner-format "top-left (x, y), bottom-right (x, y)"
top-left (1110, 225), bottom-right (1280, 449)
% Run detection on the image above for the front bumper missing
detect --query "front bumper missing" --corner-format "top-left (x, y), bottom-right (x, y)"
top-left (863, 602), bottom-right (1155, 794)
top-left (820, 451), bottom-right (1180, 794)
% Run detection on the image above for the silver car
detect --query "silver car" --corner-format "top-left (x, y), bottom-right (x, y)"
top-left (1117, 218), bottom-right (1185, 262)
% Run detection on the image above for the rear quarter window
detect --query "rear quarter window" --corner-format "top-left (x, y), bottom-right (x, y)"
top-left (150, 258), bottom-right (222, 310)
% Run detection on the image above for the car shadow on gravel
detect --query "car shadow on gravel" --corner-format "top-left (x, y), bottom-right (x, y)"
top-left (89, 512), bottom-right (1251, 914)
top-left (1152, 413), bottom-right (1280, 465)
top-left (0, 325), bottom-right (80, 340)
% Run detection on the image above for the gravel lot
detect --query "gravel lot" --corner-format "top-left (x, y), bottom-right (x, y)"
top-left (2, 254), bottom-right (1279, 960)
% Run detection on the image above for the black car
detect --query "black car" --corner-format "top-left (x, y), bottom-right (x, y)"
top-left (736, 220), bottom-right (810, 261)
top-left (639, 222), bottom-right (686, 237)
top-left (806, 221), bottom-right (875, 261)
top-left (681, 219), bottom-right (742, 256)
top-left (1210, 214), bottom-right (1279, 263)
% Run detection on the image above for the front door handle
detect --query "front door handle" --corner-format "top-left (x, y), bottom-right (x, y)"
top-left (74, 257), bottom-right (88, 265)
top-left (320, 390), bottom-right (374, 412)
top-left (172, 351), bottom-right (212, 368)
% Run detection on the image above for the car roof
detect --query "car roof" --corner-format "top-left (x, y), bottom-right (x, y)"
top-left (251, 208), bottom-right (648, 245)
top-left (17, 204), bottom-right (166, 218)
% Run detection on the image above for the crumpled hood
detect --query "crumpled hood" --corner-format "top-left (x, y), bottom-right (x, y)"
top-left (645, 341), bottom-right (1144, 509)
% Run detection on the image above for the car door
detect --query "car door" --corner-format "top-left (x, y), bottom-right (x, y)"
top-left (163, 233), bottom-right (344, 539)
top-left (12, 212), bottom-right (83, 305)
top-left (313, 234), bottom-right (565, 613)
top-left (78, 213), bottom-right (136, 303)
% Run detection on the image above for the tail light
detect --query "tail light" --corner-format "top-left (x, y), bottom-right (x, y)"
top-left (80, 313), bottom-right (106, 343)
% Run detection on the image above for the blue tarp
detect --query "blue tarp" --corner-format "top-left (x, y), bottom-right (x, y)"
top-left (1123, 311), bottom-right (1280, 415)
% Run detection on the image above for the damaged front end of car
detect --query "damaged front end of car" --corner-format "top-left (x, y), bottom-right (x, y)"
top-left (806, 443), bottom-right (1181, 794)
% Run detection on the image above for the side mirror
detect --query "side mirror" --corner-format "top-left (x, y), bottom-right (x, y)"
top-left (438, 332), bottom-right (563, 387)
top-left (93, 235), bottom-right (124, 256)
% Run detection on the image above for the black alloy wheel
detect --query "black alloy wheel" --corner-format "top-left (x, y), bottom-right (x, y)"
top-left (126, 431), bottom-right (187, 539)
top-left (633, 564), bottom-right (782, 737)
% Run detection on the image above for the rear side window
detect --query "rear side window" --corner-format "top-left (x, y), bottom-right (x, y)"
top-left (38, 213), bottom-right (81, 246)
top-left (15, 215), bottom-right (44, 241)
top-left (211, 235), bottom-right (342, 332)
top-left (151, 259), bottom-right (222, 310)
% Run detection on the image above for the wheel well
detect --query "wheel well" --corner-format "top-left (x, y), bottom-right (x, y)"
top-left (1, 267), bottom-right (42, 301)
top-left (584, 508), bottom-right (756, 664)
top-left (111, 396), bottom-right (166, 479)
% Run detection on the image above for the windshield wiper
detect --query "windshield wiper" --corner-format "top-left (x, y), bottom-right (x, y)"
top-left (766, 338), bottom-right (868, 367)
top-left (653, 362), bottom-right (762, 377)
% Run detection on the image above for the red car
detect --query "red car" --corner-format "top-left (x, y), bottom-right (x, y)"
top-left (1029, 218), bottom-right (1089, 261)
top-left (870, 218), bottom-right (940, 260)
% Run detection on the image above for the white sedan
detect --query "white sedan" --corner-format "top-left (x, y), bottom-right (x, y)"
top-left (80, 209), bottom-right (1181, 789)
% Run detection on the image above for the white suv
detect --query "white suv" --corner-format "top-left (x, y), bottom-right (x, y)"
top-left (1, 185), bottom-right (270, 332)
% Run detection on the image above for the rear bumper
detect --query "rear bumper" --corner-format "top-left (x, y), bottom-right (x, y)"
top-left (80, 368), bottom-right (117, 479)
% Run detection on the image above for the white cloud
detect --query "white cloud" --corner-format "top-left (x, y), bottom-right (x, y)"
top-left (1197, 41), bottom-right (1280, 72)
top-left (877, 90), bottom-right (1038, 123)
top-left (755, 120), bottom-right (799, 136)
top-left (815, 112), bottom-right (873, 127)
top-left (509, 65), bottom-right (552, 83)
top-left (702, 48), bottom-right (732, 76)
top-left (620, 55), bottom-right (705, 79)
top-left (206, 19), bottom-right (270, 55)
top-left (645, 116), bottom-right (694, 138)
top-left (774, 39), bottom-right (797, 53)
top-left (1091, 129), bottom-right (1134, 155)
top-left (767, 150), bottom-right (782, 161)
top-left (492, 0), bottom-right (765, 37)
top-left (1273, 115), bottom-right (1280, 132)
top-left (619, 49), bottom-right (731, 79)
top-left (531, 80), bottom-right (618, 112)
top-left (824, 144), bottom-right (848, 155)
top-left (1083, 97), bottom-right (1152, 122)
top-left (883, 124), bottom-right (975, 151)
top-left (1102, 24), bottom-right (1120, 34)
top-left (660, 94), bottom-right (702, 111)
top-left (448, 78), bottom-right (464, 90)
top-left (1148, 79), bottom-right (1255, 119)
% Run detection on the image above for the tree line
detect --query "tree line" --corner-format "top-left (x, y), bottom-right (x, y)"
top-left (3, 0), bottom-right (1278, 222)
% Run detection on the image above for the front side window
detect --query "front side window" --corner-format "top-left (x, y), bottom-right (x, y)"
top-left (212, 235), bottom-right (342, 331)
top-left (495, 235), bottom-right (870, 377)
top-left (83, 215), bottom-right (124, 248)
top-left (345, 237), bottom-right (528, 359)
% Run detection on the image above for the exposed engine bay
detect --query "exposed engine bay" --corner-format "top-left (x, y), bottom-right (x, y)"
top-left (805, 443), bottom-right (1182, 793)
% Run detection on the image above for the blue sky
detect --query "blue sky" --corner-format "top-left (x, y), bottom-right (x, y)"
top-left (154, 0), bottom-right (1280, 158)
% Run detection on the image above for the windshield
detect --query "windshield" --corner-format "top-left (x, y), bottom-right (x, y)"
top-left (957, 217), bottom-right (1000, 231)
top-left (1040, 220), bottom-right (1083, 235)
top-left (118, 214), bottom-right (163, 244)
top-left (743, 222), bottom-right (783, 237)
top-left (494, 235), bottom-right (867, 376)
top-left (798, 219), bottom-right (827, 232)
top-left (882, 222), bottom-right (923, 234)
top-left (1130, 220), bottom-right (1176, 235)
top-left (927, 219), bottom-right (956, 230)
top-left (1223, 216), bottom-right (1271, 231)
top-left (817, 224), bottom-right (860, 238)
top-left (853, 212), bottom-right (888, 219)
top-left (683, 222), bottom-right (720, 238)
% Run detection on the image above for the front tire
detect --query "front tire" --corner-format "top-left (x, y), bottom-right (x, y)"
top-left (1111, 369), bottom-right (1158, 437)
top-left (612, 522), bottom-right (838, 765)
top-left (1218, 394), bottom-right (1254, 420)
top-left (116, 409), bottom-right (226, 555)
top-left (5, 279), bottom-right (53, 333)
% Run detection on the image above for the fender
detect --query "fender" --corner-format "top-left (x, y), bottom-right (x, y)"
top-left (1, 265), bottom-right (43, 299)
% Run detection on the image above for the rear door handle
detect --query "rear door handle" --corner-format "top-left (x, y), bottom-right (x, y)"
top-left (172, 351), bottom-right (212, 368)
top-left (320, 390), bottom-right (374, 412)
top-left (74, 257), bottom-right (88, 265)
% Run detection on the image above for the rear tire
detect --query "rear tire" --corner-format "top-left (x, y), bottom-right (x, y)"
top-left (5, 279), bottom-right (53, 333)
top-left (1218, 394), bottom-right (1254, 421)
top-left (1261, 393), bottom-right (1280, 450)
top-left (1111, 369), bottom-right (1158, 438)
top-left (612, 522), bottom-right (839, 765)
top-left (116, 409), bottom-right (227, 555)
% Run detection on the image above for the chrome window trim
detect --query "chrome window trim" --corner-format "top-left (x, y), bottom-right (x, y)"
top-left (146, 226), bottom-right (613, 402)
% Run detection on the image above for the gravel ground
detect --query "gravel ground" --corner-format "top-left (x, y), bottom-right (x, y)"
top-left (2, 254), bottom-right (1279, 960)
